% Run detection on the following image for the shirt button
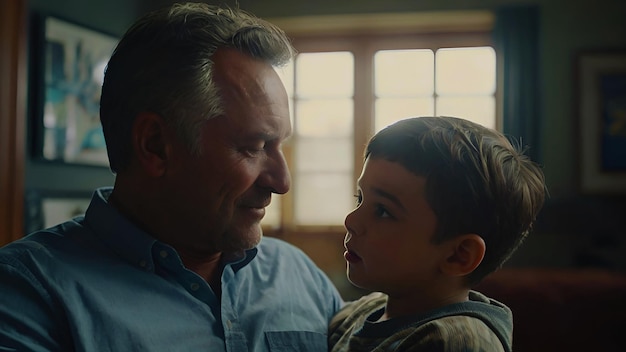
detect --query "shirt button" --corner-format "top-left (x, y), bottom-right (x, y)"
top-left (226, 319), bottom-right (233, 329)
top-left (160, 250), bottom-right (168, 258)
top-left (190, 283), bottom-right (200, 291)
top-left (139, 260), bottom-right (147, 268)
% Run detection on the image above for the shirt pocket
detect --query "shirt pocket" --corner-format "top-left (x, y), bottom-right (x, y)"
top-left (265, 331), bottom-right (327, 352)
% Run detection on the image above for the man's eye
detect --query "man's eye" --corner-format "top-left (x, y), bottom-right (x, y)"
top-left (242, 143), bottom-right (265, 156)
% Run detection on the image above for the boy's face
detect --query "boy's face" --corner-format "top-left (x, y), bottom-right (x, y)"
top-left (343, 157), bottom-right (448, 295)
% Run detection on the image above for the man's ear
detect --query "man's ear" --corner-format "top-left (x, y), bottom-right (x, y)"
top-left (132, 112), bottom-right (170, 177)
top-left (439, 234), bottom-right (486, 278)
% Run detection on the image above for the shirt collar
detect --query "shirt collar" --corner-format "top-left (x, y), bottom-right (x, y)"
top-left (84, 187), bottom-right (158, 271)
top-left (224, 247), bottom-right (257, 272)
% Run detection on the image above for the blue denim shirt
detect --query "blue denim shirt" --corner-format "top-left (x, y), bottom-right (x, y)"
top-left (0, 188), bottom-right (344, 351)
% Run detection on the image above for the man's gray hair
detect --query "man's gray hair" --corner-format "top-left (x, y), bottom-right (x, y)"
top-left (100, 2), bottom-right (295, 173)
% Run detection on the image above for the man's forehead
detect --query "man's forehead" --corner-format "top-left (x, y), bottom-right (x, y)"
top-left (212, 48), bottom-right (283, 98)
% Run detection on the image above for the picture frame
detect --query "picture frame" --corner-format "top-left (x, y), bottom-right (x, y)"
top-left (41, 193), bottom-right (92, 229)
top-left (577, 50), bottom-right (626, 194)
top-left (32, 15), bottom-right (118, 167)
top-left (23, 189), bottom-right (92, 233)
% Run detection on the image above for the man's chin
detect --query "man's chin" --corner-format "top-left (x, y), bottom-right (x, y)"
top-left (223, 226), bottom-right (263, 252)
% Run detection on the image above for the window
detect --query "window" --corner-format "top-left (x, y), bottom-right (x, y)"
top-left (375, 47), bottom-right (496, 131)
top-left (263, 12), bottom-right (497, 231)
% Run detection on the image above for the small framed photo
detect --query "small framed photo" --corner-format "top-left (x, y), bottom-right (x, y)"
top-left (32, 15), bottom-right (118, 167)
top-left (42, 195), bottom-right (91, 228)
top-left (24, 189), bottom-right (92, 232)
top-left (577, 50), bottom-right (626, 194)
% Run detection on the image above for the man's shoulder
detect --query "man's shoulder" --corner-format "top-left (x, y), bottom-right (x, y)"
top-left (0, 219), bottom-right (87, 266)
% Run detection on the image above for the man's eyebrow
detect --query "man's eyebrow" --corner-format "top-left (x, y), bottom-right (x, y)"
top-left (241, 132), bottom-right (277, 141)
top-left (248, 128), bottom-right (291, 140)
top-left (258, 132), bottom-right (276, 140)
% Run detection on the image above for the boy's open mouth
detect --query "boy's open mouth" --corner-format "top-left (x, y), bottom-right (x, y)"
top-left (344, 250), bottom-right (362, 263)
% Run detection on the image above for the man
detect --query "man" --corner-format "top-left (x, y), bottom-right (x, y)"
top-left (0, 3), bottom-right (343, 351)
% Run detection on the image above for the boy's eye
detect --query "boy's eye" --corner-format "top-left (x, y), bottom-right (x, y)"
top-left (353, 192), bottom-right (392, 218)
top-left (374, 204), bottom-right (391, 218)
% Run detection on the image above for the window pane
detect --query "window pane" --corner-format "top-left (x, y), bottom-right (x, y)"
top-left (296, 138), bottom-right (352, 172)
top-left (436, 96), bottom-right (495, 129)
top-left (296, 99), bottom-right (353, 137)
top-left (296, 52), bottom-right (354, 97)
top-left (375, 97), bottom-right (434, 132)
top-left (295, 172), bottom-right (353, 225)
top-left (436, 47), bottom-right (496, 95)
top-left (375, 49), bottom-right (434, 96)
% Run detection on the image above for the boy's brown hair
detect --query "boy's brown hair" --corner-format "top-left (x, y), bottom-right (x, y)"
top-left (365, 116), bottom-right (546, 284)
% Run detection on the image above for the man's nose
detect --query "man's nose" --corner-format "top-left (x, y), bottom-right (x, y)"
top-left (260, 151), bottom-right (291, 194)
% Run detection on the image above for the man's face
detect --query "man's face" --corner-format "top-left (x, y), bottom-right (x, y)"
top-left (166, 48), bottom-right (291, 254)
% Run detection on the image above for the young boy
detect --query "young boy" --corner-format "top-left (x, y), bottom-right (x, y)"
top-left (329, 116), bottom-right (546, 352)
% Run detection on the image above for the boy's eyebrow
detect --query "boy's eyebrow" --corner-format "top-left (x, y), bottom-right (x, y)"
top-left (367, 185), bottom-right (407, 213)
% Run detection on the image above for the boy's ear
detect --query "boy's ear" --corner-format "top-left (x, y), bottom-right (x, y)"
top-left (132, 112), bottom-right (170, 177)
top-left (439, 234), bottom-right (486, 278)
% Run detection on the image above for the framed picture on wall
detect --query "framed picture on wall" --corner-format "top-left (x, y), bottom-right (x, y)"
top-left (32, 15), bottom-right (118, 167)
top-left (578, 50), bottom-right (626, 194)
top-left (41, 194), bottom-right (91, 229)
top-left (23, 189), bottom-right (92, 233)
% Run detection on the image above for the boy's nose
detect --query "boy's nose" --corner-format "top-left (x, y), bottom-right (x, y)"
top-left (344, 207), bottom-right (359, 236)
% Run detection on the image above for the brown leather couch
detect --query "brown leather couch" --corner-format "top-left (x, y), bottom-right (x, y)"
top-left (475, 268), bottom-right (626, 352)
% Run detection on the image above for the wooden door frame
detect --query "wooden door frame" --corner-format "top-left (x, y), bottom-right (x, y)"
top-left (0, 0), bottom-right (27, 245)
